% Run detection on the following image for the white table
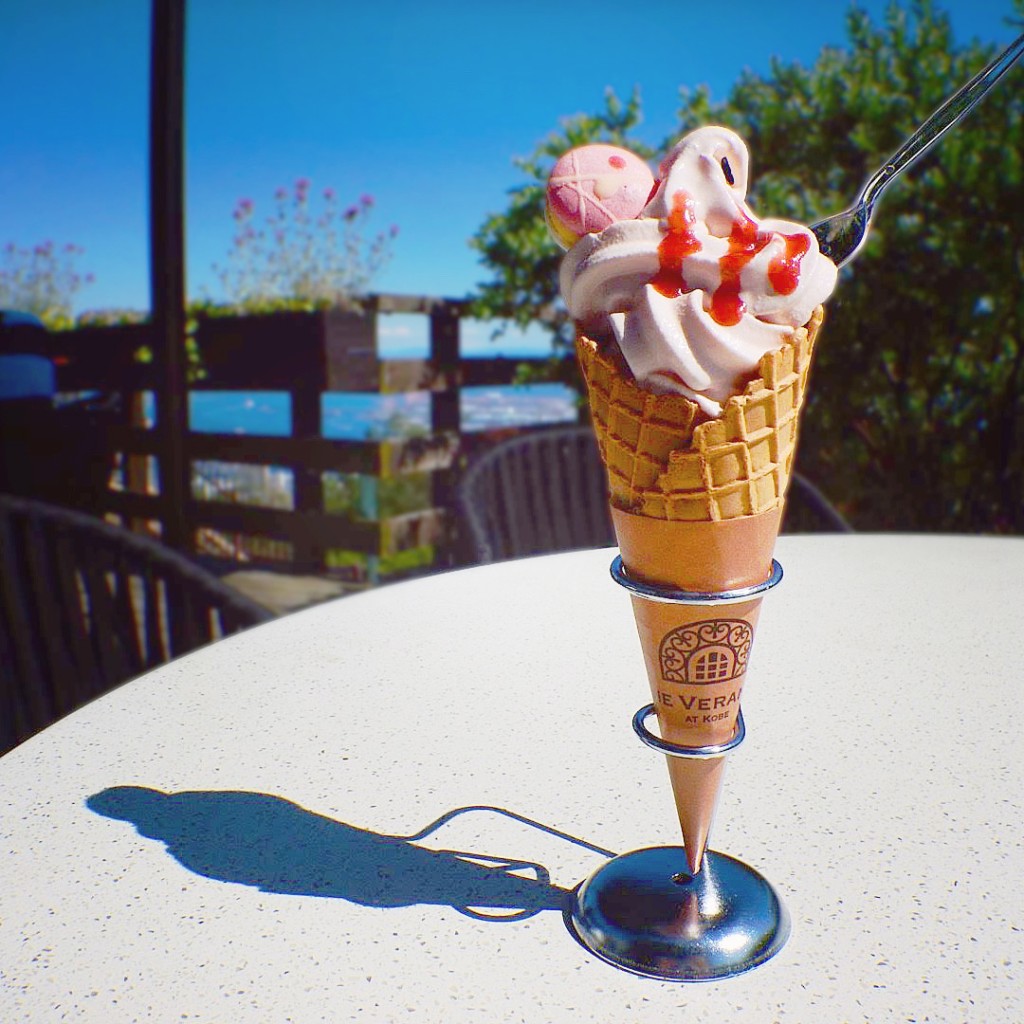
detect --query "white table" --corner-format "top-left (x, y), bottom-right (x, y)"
top-left (2, 535), bottom-right (1022, 1022)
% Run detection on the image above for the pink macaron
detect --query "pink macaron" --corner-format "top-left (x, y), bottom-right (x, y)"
top-left (546, 144), bottom-right (655, 249)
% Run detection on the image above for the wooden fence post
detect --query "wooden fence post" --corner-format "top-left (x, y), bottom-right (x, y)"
top-left (429, 302), bottom-right (461, 569)
top-left (148, 0), bottom-right (189, 549)
top-left (291, 375), bottom-right (324, 572)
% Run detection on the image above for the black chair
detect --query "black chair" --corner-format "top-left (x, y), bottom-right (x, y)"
top-left (786, 472), bottom-right (855, 534)
top-left (458, 425), bottom-right (852, 564)
top-left (0, 494), bottom-right (274, 754)
top-left (458, 426), bottom-right (615, 564)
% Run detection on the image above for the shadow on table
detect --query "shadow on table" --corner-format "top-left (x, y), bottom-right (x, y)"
top-left (87, 787), bottom-right (613, 922)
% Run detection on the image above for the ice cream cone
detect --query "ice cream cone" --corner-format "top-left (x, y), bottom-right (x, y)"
top-left (579, 308), bottom-right (824, 873)
top-left (577, 307), bottom-right (823, 523)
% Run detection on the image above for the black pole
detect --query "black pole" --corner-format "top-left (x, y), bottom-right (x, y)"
top-left (149, 0), bottom-right (188, 550)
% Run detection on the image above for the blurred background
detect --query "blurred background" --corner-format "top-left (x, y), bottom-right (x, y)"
top-left (2, 0), bottom-right (1022, 596)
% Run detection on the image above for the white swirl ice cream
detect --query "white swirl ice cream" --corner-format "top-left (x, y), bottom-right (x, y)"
top-left (556, 127), bottom-right (837, 417)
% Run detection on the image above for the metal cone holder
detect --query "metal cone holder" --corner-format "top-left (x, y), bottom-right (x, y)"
top-left (567, 556), bottom-right (789, 982)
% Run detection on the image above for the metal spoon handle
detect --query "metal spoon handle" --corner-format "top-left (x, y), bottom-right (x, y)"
top-left (859, 31), bottom-right (1024, 212)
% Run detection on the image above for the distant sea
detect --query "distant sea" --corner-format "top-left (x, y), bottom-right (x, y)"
top-left (183, 321), bottom-right (577, 438)
top-left (186, 381), bottom-right (577, 439)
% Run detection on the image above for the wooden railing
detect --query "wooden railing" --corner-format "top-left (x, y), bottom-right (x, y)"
top-left (34, 294), bottom-right (577, 583)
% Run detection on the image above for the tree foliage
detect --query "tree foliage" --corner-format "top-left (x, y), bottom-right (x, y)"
top-left (470, 89), bottom-right (655, 386)
top-left (470, 0), bottom-right (1024, 533)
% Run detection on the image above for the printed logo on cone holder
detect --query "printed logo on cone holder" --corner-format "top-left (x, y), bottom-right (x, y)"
top-left (659, 619), bottom-right (753, 685)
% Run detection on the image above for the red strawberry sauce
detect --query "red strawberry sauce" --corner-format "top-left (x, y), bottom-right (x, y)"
top-left (651, 190), bottom-right (810, 326)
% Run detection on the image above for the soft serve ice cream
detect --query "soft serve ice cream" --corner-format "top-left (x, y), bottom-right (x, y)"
top-left (551, 127), bottom-right (837, 416)
top-left (549, 126), bottom-right (838, 876)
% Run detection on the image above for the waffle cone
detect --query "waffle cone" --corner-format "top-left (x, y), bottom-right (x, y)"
top-left (576, 306), bottom-right (823, 522)
top-left (578, 308), bottom-right (824, 873)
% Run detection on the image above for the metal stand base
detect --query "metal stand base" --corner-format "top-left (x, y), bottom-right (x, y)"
top-left (569, 554), bottom-right (789, 980)
top-left (567, 846), bottom-right (790, 982)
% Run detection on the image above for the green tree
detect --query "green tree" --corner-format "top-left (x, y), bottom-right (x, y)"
top-left (470, 0), bottom-right (1024, 533)
top-left (470, 89), bottom-right (655, 388)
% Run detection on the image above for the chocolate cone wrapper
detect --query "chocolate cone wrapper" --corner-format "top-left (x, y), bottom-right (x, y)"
top-left (612, 506), bottom-right (781, 873)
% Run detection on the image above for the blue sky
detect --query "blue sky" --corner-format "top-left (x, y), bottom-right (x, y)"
top-left (1, 0), bottom-right (1018, 335)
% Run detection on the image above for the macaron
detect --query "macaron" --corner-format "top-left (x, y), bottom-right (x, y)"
top-left (545, 145), bottom-right (655, 249)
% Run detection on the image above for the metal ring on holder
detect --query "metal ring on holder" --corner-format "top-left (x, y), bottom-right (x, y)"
top-left (632, 704), bottom-right (746, 759)
top-left (610, 555), bottom-right (783, 606)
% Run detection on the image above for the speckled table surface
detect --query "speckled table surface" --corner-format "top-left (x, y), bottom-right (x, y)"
top-left (2, 535), bottom-right (1022, 1023)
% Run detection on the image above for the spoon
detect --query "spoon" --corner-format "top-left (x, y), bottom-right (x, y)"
top-left (811, 31), bottom-right (1024, 268)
